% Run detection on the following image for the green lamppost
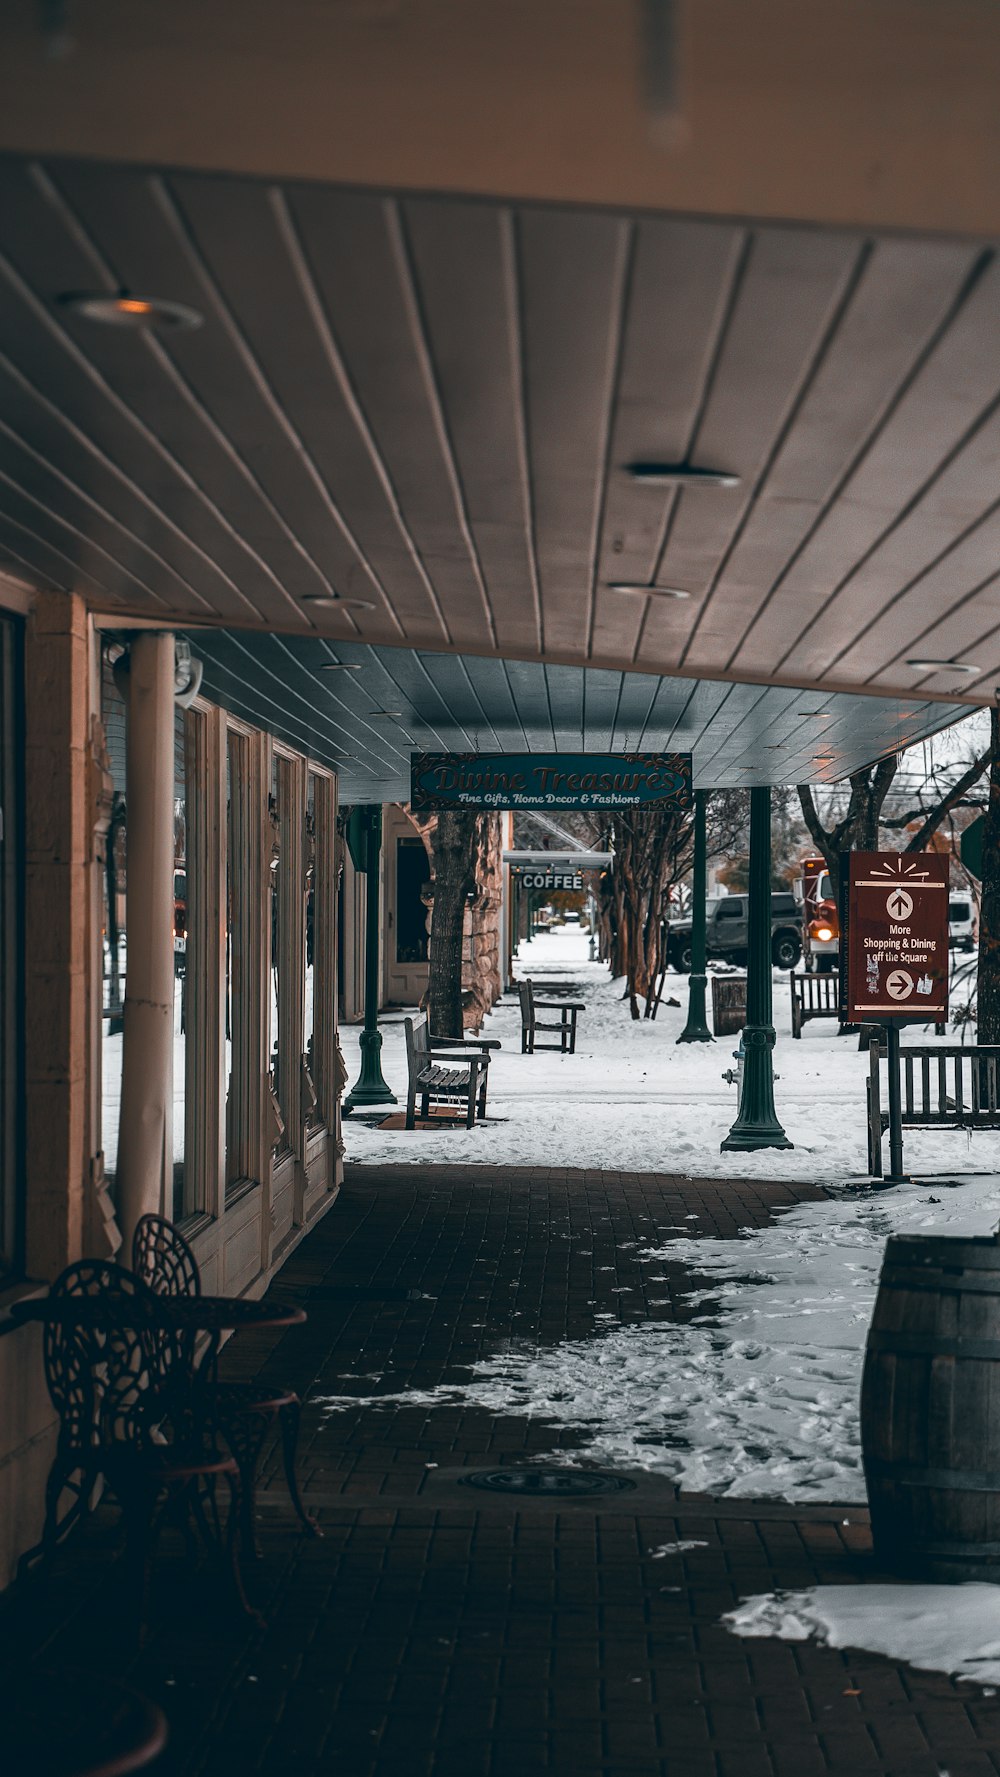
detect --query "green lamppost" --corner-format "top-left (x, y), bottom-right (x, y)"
top-left (343, 804), bottom-right (397, 1114)
top-left (721, 785), bottom-right (792, 1152)
top-left (678, 789), bottom-right (713, 1044)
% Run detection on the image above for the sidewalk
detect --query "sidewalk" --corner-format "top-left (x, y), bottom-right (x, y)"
top-left (4, 1163), bottom-right (1000, 1776)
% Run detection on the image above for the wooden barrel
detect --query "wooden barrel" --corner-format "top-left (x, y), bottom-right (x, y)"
top-left (711, 974), bottom-right (747, 1037)
top-left (861, 1232), bottom-right (1000, 1580)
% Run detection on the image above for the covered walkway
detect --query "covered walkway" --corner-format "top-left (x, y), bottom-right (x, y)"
top-left (4, 1162), bottom-right (998, 1777)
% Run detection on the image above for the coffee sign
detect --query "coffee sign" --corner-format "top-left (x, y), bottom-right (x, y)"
top-left (845, 852), bottom-right (949, 1021)
top-left (511, 868), bottom-right (584, 891)
top-left (410, 752), bottom-right (692, 813)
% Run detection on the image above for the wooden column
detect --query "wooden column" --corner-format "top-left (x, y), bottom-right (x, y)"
top-left (23, 592), bottom-right (90, 1275)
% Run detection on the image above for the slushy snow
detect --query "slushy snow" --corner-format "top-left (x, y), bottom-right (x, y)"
top-left (726, 1584), bottom-right (1000, 1691)
top-left (317, 1170), bottom-right (1000, 1502)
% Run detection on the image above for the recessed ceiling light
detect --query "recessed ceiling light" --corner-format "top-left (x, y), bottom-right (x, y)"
top-left (300, 594), bottom-right (376, 610)
top-left (318, 661), bottom-right (363, 671)
top-left (608, 583), bottom-right (692, 599)
top-left (905, 658), bottom-right (980, 675)
top-left (627, 462), bottom-right (740, 489)
top-left (59, 291), bottom-right (203, 331)
top-left (368, 710), bottom-right (405, 718)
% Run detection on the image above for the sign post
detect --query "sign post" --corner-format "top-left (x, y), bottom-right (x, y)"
top-left (845, 852), bottom-right (950, 1184)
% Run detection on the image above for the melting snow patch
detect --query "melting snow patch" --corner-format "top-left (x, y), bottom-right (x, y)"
top-left (315, 1174), bottom-right (1000, 1504)
top-left (725, 1584), bottom-right (1000, 1690)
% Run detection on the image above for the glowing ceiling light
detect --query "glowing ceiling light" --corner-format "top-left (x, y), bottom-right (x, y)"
top-left (59, 291), bottom-right (203, 330)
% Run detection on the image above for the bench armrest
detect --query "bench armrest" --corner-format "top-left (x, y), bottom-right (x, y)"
top-left (546, 1001), bottom-right (585, 1013)
top-left (427, 1049), bottom-right (487, 1068)
top-left (432, 1036), bottom-right (501, 1051)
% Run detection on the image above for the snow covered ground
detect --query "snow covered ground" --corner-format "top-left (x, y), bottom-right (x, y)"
top-left (342, 926), bottom-right (990, 1184)
top-left (726, 1584), bottom-right (1000, 1692)
top-left (317, 1170), bottom-right (1000, 1502)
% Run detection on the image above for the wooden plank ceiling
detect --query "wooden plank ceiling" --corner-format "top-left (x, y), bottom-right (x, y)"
top-left (182, 633), bottom-right (967, 802)
top-left (3, 154), bottom-right (1000, 714)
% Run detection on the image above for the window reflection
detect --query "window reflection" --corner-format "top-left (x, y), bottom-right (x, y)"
top-left (172, 706), bottom-right (186, 1219)
top-left (101, 654), bottom-right (127, 1197)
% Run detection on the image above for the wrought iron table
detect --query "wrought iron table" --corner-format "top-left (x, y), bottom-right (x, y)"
top-left (10, 1284), bottom-right (309, 1616)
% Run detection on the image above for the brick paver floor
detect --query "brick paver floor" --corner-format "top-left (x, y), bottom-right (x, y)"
top-left (5, 1162), bottom-right (1000, 1777)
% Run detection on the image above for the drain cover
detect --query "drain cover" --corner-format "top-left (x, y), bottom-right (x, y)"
top-left (460, 1467), bottom-right (635, 1497)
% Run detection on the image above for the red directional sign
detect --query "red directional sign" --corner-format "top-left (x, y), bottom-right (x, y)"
top-left (846, 852), bottom-right (949, 1022)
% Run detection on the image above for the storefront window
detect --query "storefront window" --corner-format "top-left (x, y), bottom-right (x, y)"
top-left (101, 653), bottom-right (127, 1196)
top-left (225, 729), bottom-right (246, 1187)
top-left (172, 706), bottom-right (187, 1219)
top-left (0, 616), bottom-right (23, 1271)
top-left (305, 774), bottom-right (316, 1091)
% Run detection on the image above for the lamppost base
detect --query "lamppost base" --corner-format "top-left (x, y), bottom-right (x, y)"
top-left (677, 973), bottom-right (713, 1043)
top-left (720, 1024), bottom-right (793, 1151)
top-left (721, 1121), bottom-right (794, 1152)
top-left (343, 1029), bottom-right (397, 1115)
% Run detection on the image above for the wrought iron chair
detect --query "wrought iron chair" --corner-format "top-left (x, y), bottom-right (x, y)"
top-left (31, 1258), bottom-right (252, 1628)
top-left (133, 1214), bottom-right (319, 1554)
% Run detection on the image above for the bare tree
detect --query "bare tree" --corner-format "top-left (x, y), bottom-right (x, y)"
top-left (797, 757), bottom-right (900, 899)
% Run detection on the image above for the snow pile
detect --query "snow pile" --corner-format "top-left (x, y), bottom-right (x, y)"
top-left (317, 1175), bottom-right (1000, 1501)
top-left (725, 1584), bottom-right (1000, 1690)
top-left (342, 927), bottom-right (995, 1182)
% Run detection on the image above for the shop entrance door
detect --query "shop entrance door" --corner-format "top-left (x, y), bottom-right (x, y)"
top-left (384, 827), bottom-right (430, 1005)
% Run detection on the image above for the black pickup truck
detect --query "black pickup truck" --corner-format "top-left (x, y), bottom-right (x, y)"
top-left (668, 892), bottom-right (802, 973)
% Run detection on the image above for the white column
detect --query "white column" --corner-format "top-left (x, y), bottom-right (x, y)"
top-left (117, 631), bottom-right (176, 1253)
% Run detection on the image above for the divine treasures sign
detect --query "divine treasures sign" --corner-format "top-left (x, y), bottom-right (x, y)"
top-left (845, 852), bottom-right (949, 1022)
top-left (410, 752), bottom-right (692, 813)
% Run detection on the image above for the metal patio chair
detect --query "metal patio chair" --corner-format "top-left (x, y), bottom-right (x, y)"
top-left (132, 1214), bottom-right (319, 1554)
top-left (30, 1258), bottom-right (250, 1630)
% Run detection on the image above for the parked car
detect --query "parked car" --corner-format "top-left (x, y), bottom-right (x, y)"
top-left (948, 893), bottom-right (977, 951)
top-left (669, 892), bottom-right (802, 972)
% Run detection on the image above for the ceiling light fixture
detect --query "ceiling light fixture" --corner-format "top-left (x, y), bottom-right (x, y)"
top-left (318, 661), bottom-right (364, 671)
top-left (300, 594), bottom-right (376, 610)
top-left (368, 710), bottom-right (405, 718)
top-left (59, 290), bottom-right (203, 331)
top-left (608, 583), bottom-right (692, 599)
top-left (905, 658), bottom-right (981, 675)
top-left (627, 461), bottom-right (740, 489)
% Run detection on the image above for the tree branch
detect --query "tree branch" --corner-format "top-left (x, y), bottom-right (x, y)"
top-left (902, 748), bottom-right (991, 853)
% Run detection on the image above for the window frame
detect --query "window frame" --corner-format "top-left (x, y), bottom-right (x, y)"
top-left (0, 614), bottom-right (24, 1276)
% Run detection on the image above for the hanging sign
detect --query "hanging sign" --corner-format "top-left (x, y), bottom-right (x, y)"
top-left (511, 867), bottom-right (584, 891)
top-left (844, 852), bottom-right (949, 1022)
top-left (410, 752), bottom-right (692, 813)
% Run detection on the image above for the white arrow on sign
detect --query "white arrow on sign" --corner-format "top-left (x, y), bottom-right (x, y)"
top-left (886, 969), bottom-right (914, 1000)
top-left (886, 888), bottom-right (914, 921)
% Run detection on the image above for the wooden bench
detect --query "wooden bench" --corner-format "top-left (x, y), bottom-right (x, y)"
top-left (517, 978), bottom-right (585, 1055)
top-left (866, 1039), bottom-right (1000, 1177)
top-left (403, 1013), bottom-right (500, 1129)
top-left (790, 970), bottom-right (842, 1037)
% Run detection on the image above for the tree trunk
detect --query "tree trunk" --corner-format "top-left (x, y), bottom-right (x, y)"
top-left (426, 809), bottom-right (478, 1038)
top-left (978, 709), bottom-right (1000, 1043)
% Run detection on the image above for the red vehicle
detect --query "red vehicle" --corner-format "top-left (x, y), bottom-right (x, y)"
top-left (801, 857), bottom-right (839, 973)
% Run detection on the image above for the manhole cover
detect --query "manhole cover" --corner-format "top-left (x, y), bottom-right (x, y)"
top-left (460, 1467), bottom-right (635, 1497)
